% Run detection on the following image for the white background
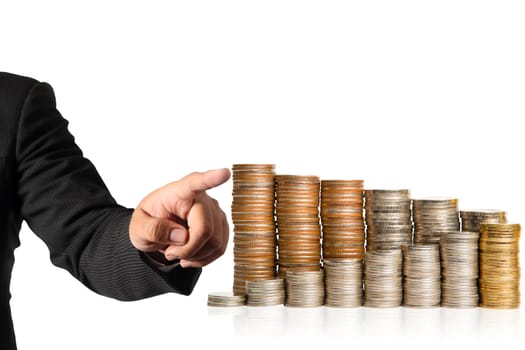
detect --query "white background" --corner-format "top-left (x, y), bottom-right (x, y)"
top-left (1, 1), bottom-right (524, 349)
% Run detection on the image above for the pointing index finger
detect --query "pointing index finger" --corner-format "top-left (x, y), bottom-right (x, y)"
top-left (177, 168), bottom-right (231, 199)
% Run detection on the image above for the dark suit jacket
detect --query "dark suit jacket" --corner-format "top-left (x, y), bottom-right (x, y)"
top-left (0, 72), bottom-right (201, 350)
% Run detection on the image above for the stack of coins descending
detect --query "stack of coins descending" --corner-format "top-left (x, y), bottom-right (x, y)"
top-left (460, 209), bottom-right (507, 232)
top-left (403, 244), bottom-right (441, 308)
top-left (364, 189), bottom-right (412, 251)
top-left (275, 175), bottom-right (321, 276)
top-left (320, 180), bottom-right (365, 260)
top-left (246, 278), bottom-right (285, 306)
top-left (231, 164), bottom-right (277, 296)
top-left (412, 198), bottom-right (460, 244)
top-left (440, 231), bottom-right (479, 308)
top-left (364, 249), bottom-right (403, 307)
top-left (285, 270), bottom-right (325, 307)
top-left (324, 259), bottom-right (363, 307)
top-left (479, 223), bottom-right (521, 309)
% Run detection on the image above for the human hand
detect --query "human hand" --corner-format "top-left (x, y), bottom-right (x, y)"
top-left (129, 168), bottom-right (231, 268)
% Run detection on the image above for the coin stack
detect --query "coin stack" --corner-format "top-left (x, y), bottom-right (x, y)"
top-left (321, 180), bottom-right (365, 260)
top-left (403, 244), bottom-right (441, 308)
top-left (208, 292), bottom-right (246, 307)
top-left (479, 223), bottom-right (521, 309)
top-left (231, 164), bottom-right (277, 295)
top-left (285, 270), bottom-right (325, 307)
top-left (364, 249), bottom-right (403, 307)
top-left (412, 198), bottom-right (460, 244)
top-left (364, 189), bottom-right (412, 251)
top-left (275, 175), bottom-right (321, 277)
top-left (440, 231), bottom-right (479, 308)
top-left (246, 278), bottom-right (286, 306)
top-left (324, 259), bottom-right (363, 307)
top-left (460, 209), bottom-right (507, 232)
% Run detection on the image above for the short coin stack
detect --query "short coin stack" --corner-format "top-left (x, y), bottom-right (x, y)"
top-left (412, 198), bottom-right (460, 244)
top-left (324, 259), bottom-right (363, 307)
top-left (320, 180), bottom-right (365, 260)
top-left (479, 223), bottom-right (521, 309)
top-left (364, 249), bottom-right (403, 307)
top-left (275, 175), bottom-right (321, 277)
top-left (440, 231), bottom-right (479, 308)
top-left (403, 244), bottom-right (441, 308)
top-left (207, 292), bottom-right (246, 307)
top-left (460, 209), bottom-right (507, 232)
top-left (246, 278), bottom-right (285, 306)
top-left (364, 189), bottom-right (412, 251)
top-left (231, 164), bottom-right (277, 295)
top-left (285, 270), bottom-right (325, 307)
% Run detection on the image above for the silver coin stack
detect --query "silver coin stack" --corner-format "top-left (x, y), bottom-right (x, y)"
top-left (412, 198), bottom-right (460, 244)
top-left (460, 209), bottom-right (507, 232)
top-left (246, 278), bottom-right (286, 306)
top-left (285, 270), bottom-right (325, 307)
top-left (364, 189), bottom-right (412, 250)
top-left (208, 292), bottom-right (246, 307)
top-left (440, 231), bottom-right (479, 308)
top-left (324, 259), bottom-right (363, 307)
top-left (403, 244), bottom-right (441, 308)
top-left (364, 249), bottom-right (403, 307)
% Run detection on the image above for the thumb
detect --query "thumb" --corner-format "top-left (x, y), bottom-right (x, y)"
top-left (176, 168), bottom-right (231, 199)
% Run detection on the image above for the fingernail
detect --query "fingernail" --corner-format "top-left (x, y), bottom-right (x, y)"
top-left (169, 228), bottom-right (187, 245)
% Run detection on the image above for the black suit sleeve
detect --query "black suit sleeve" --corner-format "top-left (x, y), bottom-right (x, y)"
top-left (15, 82), bottom-right (201, 301)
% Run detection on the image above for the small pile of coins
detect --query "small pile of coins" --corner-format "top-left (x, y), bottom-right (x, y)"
top-left (364, 189), bottom-right (412, 250)
top-left (246, 278), bottom-right (285, 306)
top-left (207, 292), bottom-right (246, 307)
top-left (231, 164), bottom-right (277, 295)
top-left (276, 175), bottom-right (321, 277)
top-left (413, 198), bottom-right (460, 244)
top-left (403, 244), bottom-right (441, 308)
top-left (285, 270), bottom-right (325, 307)
top-left (364, 249), bottom-right (402, 307)
top-left (480, 223), bottom-right (521, 309)
top-left (321, 180), bottom-right (365, 260)
top-left (460, 209), bottom-right (507, 232)
top-left (440, 231), bottom-right (479, 308)
top-left (324, 259), bottom-right (363, 307)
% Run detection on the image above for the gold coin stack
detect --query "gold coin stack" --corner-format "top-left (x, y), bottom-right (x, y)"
top-left (403, 244), bottom-right (441, 308)
top-left (275, 175), bottom-right (321, 277)
top-left (231, 164), bottom-right (277, 295)
top-left (412, 198), bottom-right (460, 244)
top-left (440, 231), bottom-right (479, 308)
top-left (479, 223), bottom-right (521, 309)
top-left (321, 180), bottom-right (365, 260)
top-left (364, 189), bottom-right (412, 251)
top-left (460, 209), bottom-right (507, 232)
top-left (324, 259), bottom-right (363, 307)
top-left (364, 249), bottom-right (403, 307)
top-left (285, 270), bottom-right (325, 307)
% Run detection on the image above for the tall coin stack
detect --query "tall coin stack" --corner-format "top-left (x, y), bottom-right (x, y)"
top-left (460, 209), bottom-right (507, 232)
top-left (231, 164), bottom-right (277, 296)
top-left (321, 180), bottom-right (365, 260)
top-left (275, 175), bottom-right (321, 277)
top-left (440, 231), bottom-right (479, 308)
top-left (479, 223), bottom-right (521, 309)
top-left (364, 249), bottom-right (403, 307)
top-left (412, 198), bottom-right (460, 244)
top-left (403, 244), bottom-right (441, 308)
top-left (364, 189), bottom-right (412, 251)
top-left (324, 259), bottom-right (363, 307)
